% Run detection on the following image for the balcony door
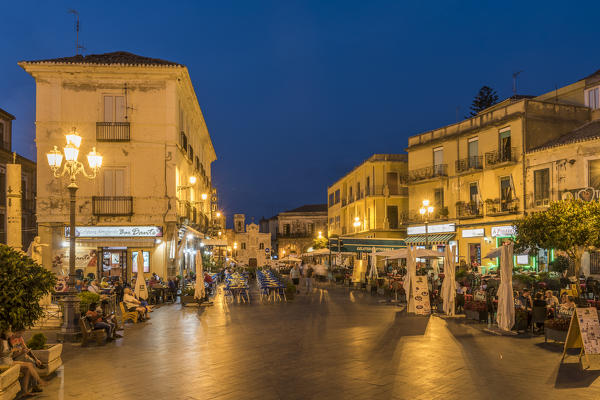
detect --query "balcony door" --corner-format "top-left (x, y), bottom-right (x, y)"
top-left (103, 168), bottom-right (127, 197)
top-left (386, 172), bottom-right (398, 195)
top-left (103, 95), bottom-right (126, 123)
top-left (468, 138), bottom-right (478, 168)
top-left (499, 129), bottom-right (511, 161)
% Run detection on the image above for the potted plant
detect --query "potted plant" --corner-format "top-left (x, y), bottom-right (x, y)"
top-left (180, 287), bottom-right (196, 306)
top-left (77, 292), bottom-right (100, 315)
top-left (544, 317), bottom-right (570, 343)
top-left (0, 244), bottom-right (56, 335)
top-left (27, 333), bottom-right (63, 377)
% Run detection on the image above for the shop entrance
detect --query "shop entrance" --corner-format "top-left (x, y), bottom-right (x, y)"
top-left (469, 243), bottom-right (481, 270)
top-left (99, 247), bottom-right (128, 283)
top-left (248, 258), bottom-right (257, 268)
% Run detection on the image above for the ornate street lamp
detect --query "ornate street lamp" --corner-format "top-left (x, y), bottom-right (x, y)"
top-left (47, 128), bottom-right (102, 341)
top-left (419, 199), bottom-right (434, 248)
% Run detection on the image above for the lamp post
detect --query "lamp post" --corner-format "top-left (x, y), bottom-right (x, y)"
top-left (419, 199), bottom-right (434, 248)
top-left (47, 129), bottom-right (102, 341)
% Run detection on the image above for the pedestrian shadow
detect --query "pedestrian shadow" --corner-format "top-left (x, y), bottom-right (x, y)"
top-left (553, 362), bottom-right (600, 388)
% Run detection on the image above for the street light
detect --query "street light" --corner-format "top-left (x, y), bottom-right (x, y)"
top-left (47, 128), bottom-right (102, 341)
top-left (318, 231), bottom-right (322, 239)
top-left (353, 216), bottom-right (361, 229)
top-left (419, 199), bottom-right (434, 248)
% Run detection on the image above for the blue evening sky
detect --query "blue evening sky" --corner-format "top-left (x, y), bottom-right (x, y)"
top-left (1, 0), bottom-right (598, 224)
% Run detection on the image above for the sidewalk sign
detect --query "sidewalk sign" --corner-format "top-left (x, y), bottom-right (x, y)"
top-left (412, 275), bottom-right (431, 316)
top-left (562, 307), bottom-right (600, 369)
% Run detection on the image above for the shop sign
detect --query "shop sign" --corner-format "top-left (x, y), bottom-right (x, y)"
top-left (462, 228), bottom-right (484, 238)
top-left (52, 248), bottom-right (98, 271)
top-left (66, 226), bottom-right (163, 238)
top-left (561, 187), bottom-right (600, 202)
top-left (408, 223), bottom-right (455, 235)
top-left (491, 225), bottom-right (516, 237)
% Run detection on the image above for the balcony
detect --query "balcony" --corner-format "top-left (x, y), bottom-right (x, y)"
top-left (366, 185), bottom-right (409, 197)
top-left (409, 164), bottom-right (448, 182)
top-left (92, 196), bottom-right (133, 216)
top-left (407, 208), bottom-right (449, 224)
top-left (485, 198), bottom-right (519, 216)
top-left (456, 201), bottom-right (483, 219)
top-left (455, 156), bottom-right (483, 173)
top-left (342, 198), bottom-right (347, 207)
top-left (485, 147), bottom-right (517, 167)
top-left (96, 122), bottom-right (130, 142)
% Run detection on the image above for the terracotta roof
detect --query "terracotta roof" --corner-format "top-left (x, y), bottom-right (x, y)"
top-left (282, 204), bottom-right (328, 214)
top-left (529, 119), bottom-right (600, 152)
top-left (21, 51), bottom-right (183, 67)
top-left (0, 108), bottom-right (15, 121)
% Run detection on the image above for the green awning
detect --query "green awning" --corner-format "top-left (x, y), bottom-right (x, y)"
top-left (405, 233), bottom-right (455, 246)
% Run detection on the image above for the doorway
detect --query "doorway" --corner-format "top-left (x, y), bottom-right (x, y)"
top-left (99, 247), bottom-right (128, 283)
top-left (469, 243), bottom-right (481, 270)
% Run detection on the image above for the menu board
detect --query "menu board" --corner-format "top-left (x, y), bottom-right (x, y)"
top-left (577, 308), bottom-right (600, 355)
top-left (412, 276), bottom-right (431, 316)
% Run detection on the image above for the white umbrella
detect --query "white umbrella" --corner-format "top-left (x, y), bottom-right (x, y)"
top-left (194, 251), bottom-right (205, 300)
top-left (134, 251), bottom-right (148, 300)
top-left (368, 247), bottom-right (379, 280)
top-left (496, 244), bottom-right (515, 331)
top-left (404, 246), bottom-right (416, 313)
top-left (441, 245), bottom-right (457, 316)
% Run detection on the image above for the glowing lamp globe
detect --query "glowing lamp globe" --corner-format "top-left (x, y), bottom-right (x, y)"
top-left (66, 132), bottom-right (82, 148)
top-left (46, 146), bottom-right (63, 169)
top-left (63, 142), bottom-right (79, 162)
top-left (87, 147), bottom-right (103, 170)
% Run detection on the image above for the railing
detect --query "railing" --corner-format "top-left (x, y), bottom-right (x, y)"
top-left (485, 147), bottom-right (517, 166)
top-left (342, 198), bottom-right (347, 207)
top-left (408, 164), bottom-right (448, 182)
top-left (96, 122), bottom-right (130, 142)
top-left (366, 185), bottom-right (409, 196)
top-left (485, 198), bottom-right (519, 216)
top-left (188, 145), bottom-right (194, 161)
top-left (348, 195), bottom-right (354, 204)
top-left (92, 196), bottom-right (133, 216)
top-left (407, 208), bottom-right (449, 224)
top-left (455, 156), bottom-right (483, 173)
top-left (456, 202), bottom-right (483, 219)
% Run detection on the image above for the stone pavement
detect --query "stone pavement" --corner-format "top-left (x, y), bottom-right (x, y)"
top-left (35, 285), bottom-right (600, 399)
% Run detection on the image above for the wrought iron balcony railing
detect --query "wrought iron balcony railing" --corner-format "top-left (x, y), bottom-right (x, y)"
top-left (92, 196), bottom-right (133, 216)
top-left (409, 164), bottom-right (448, 182)
top-left (485, 147), bottom-right (517, 166)
top-left (485, 198), bottom-right (519, 216)
top-left (96, 122), bottom-right (130, 142)
top-left (456, 201), bottom-right (483, 219)
top-left (455, 156), bottom-right (483, 173)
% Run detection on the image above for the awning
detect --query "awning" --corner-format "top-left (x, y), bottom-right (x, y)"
top-left (405, 233), bottom-right (455, 246)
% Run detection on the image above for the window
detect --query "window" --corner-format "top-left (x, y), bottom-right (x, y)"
top-left (329, 193), bottom-right (334, 207)
top-left (349, 186), bottom-right (353, 200)
top-left (433, 147), bottom-right (444, 175)
top-left (366, 177), bottom-right (370, 195)
top-left (589, 159), bottom-right (600, 190)
top-left (585, 86), bottom-right (600, 110)
top-left (103, 95), bottom-right (126, 122)
top-left (356, 182), bottom-right (361, 198)
top-left (307, 223), bottom-right (314, 235)
top-left (386, 172), bottom-right (398, 195)
top-left (434, 188), bottom-right (444, 208)
top-left (132, 251), bottom-right (150, 273)
top-left (283, 224), bottom-right (290, 235)
top-left (387, 206), bottom-right (399, 229)
top-left (241, 242), bottom-right (246, 250)
top-left (534, 168), bottom-right (550, 206)
top-left (500, 176), bottom-right (514, 210)
top-left (469, 182), bottom-right (479, 204)
top-left (103, 168), bottom-right (127, 196)
top-left (334, 189), bottom-right (340, 204)
top-left (468, 138), bottom-right (479, 168)
top-left (259, 243), bottom-right (264, 250)
top-left (499, 129), bottom-right (511, 161)
top-left (335, 216), bottom-right (340, 226)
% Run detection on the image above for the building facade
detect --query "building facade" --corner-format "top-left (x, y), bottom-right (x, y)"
top-left (327, 154), bottom-right (408, 239)
top-left (226, 214), bottom-right (271, 266)
top-left (20, 51), bottom-right (216, 281)
top-left (0, 108), bottom-right (37, 249)
top-left (406, 97), bottom-right (590, 271)
top-left (276, 204), bottom-right (327, 257)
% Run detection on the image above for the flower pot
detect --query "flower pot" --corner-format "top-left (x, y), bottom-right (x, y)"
top-left (0, 365), bottom-right (20, 391)
top-left (31, 343), bottom-right (62, 364)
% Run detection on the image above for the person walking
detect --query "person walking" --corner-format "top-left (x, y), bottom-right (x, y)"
top-left (290, 263), bottom-right (301, 294)
top-left (305, 263), bottom-right (314, 294)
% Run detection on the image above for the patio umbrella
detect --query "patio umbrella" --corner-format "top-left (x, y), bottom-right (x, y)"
top-left (404, 246), bottom-right (416, 313)
top-left (441, 245), bottom-right (456, 316)
top-left (496, 244), bottom-right (515, 331)
top-left (368, 247), bottom-right (379, 280)
top-left (134, 251), bottom-right (148, 300)
top-left (194, 251), bottom-right (205, 300)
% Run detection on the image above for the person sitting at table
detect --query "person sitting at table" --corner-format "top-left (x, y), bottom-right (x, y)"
top-left (518, 289), bottom-right (533, 310)
top-left (82, 278), bottom-right (89, 291)
top-left (88, 280), bottom-right (101, 294)
top-left (123, 288), bottom-right (149, 320)
top-left (75, 279), bottom-right (83, 292)
top-left (113, 279), bottom-right (124, 303)
top-left (533, 292), bottom-right (546, 307)
top-left (560, 292), bottom-right (568, 305)
top-left (545, 290), bottom-right (559, 308)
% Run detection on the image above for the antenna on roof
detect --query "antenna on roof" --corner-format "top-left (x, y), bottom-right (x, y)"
top-left (68, 9), bottom-right (85, 55)
top-left (512, 70), bottom-right (524, 96)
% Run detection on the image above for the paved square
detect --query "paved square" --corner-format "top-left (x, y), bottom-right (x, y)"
top-left (37, 285), bottom-right (600, 399)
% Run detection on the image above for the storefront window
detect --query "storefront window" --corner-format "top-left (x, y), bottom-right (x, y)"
top-left (469, 243), bottom-right (481, 269)
top-left (132, 251), bottom-right (150, 273)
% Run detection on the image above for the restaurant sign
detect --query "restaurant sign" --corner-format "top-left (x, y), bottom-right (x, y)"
top-left (561, 187), bottom-right (600, 202)
top-left (65, 226), bottom-right (163, 238)
top-left (491, 225), bottom-right (516, 237)
top-left (408, 223), bottom-right (455, 235)
top-left (462, 228), bottom-right (484, 238)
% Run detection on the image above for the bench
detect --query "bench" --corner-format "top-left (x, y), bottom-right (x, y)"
top-left (119, 302), bottom-right (138, 325)
top-left (79, 317), bottom-right (106, 346)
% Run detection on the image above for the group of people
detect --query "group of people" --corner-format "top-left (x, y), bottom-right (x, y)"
top-left (1, 328), bottom-right (48, 396)
top-left (289, 262), bottom-right (315, 294)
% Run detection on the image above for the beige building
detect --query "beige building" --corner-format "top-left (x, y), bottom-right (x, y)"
top-left (327, 154), bottom-right (408, 239)
top-left (20, 51), bottom-right (216, 281)
top-left (276, 204), bottom-right (327, 257)
top-left (406, 96), bottom-right (590, 271)
top-left (227, 214), bottom-right (271, 267)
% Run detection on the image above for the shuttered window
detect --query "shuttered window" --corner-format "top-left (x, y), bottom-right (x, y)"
top-left (103, 95), bottom-right (126, 122)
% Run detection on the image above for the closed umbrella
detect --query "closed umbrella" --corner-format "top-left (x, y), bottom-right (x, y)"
top-left (441, 245), bottom-right (457, 316)
top-left (194, 251), bottom-right (205, 301)
top-left (369, 247), bottom-right (379, 280)
top-left (404, 246), bottom-right (416, 313)
top-left (496, 244), bottom-right (515, 331)
top-left (134, 251), bottom-right (148, 300)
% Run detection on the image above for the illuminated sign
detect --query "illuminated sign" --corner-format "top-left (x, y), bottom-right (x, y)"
top-left (65, 226), bottom-right (163, 238)
top-left (462, 228), bottom-right (484, 238)
top-left (408, 223), bottom-right (455, 235)
top-left (491, 225), bottom-right (515, 237)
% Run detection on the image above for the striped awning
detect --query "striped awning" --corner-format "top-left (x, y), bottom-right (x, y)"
top-left (405, 233), bottom-right (455, 246)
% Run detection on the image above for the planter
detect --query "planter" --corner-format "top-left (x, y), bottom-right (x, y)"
top-left (545, 328), bottom-right (568, 343)
top-left (180, 295), bottom-right (196, 306)
top-left (32, 343), bottom-right (63, 377)
top-left (0, 381), bottom-right (20, 400)
top-left (0, 365), bottom-right (20, 391)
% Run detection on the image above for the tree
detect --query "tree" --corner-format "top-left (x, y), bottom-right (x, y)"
top-left (311, 237), bottom-right (328, 250)
top-left (0, 244), bottom-right (56, 332)
top-left (469, 86), bottom-right (499, 116)
top-left (514, 200), bottom-right (600, 276)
